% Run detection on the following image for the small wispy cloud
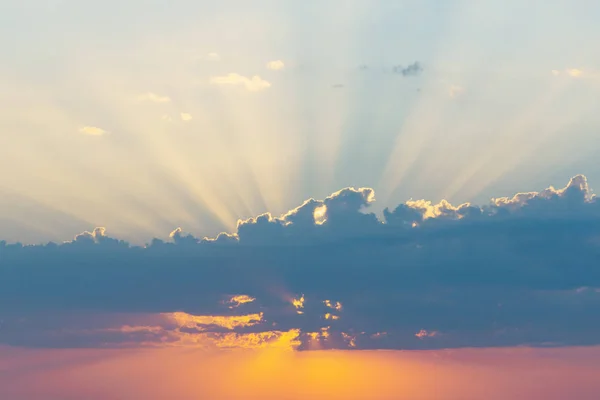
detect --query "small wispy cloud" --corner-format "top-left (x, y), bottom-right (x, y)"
top-left (180, 113), bottom-right (192, 121)
top-left (209, 73), bottom-right (271, 91)
top-left (266, 60), bottom-right (285, 71)
top-left (449, 85), bottom-right (465, 98)
top-left (393, 61), bottom-right (423, 77)
top-left (79, 126), bottom-right (108, 136)
top-left (161, 115), bottom-right (172, 122)
top-left (551, 68), bottom-right (584, 77)
top-left (137, 92), bottom-right (171, 103)
top-left (206, 52), bottom-right (221, 62)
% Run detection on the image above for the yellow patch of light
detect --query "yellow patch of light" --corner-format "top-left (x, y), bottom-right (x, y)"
top-left (341, 332), bottom-right (357, 348)
top-left (167, 328), bottom-right (301, 351)
top-left (566, 68), bottom-right (583, 77)
top-left (211, 329), bottom-right (301, 350)
top-left (167, 311), bottom-right (263, 330)
top-left (227, 295), bottom-right (256, 309)
top-left (79, 126), bottom-right (107, 136)
top-left (324, 313), bottom-right (340, 321)
top-left (323, 300), bottom-right (343, 311)
top-left (292, 294), bottom-right (305, 313)
top-left (313, 205), bottom-right (327, 225)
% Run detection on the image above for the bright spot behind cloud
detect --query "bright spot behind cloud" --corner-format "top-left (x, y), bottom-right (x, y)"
top-left (209, 73), bottom-right (271, 91)
top-left (180, 113), bottom-right (192, 121)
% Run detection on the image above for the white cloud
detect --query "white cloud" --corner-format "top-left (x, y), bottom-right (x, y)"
top-left (180, 113), bottom-right (192, 121)
top-left (79, 126), bottom-right (108, 136)
top-left (551, 68), bottom-right (584, 77)
top-left (137, 92), bottom-right (171, 103)
top-left (206, 52), bottom-right (221, 62)
top-left (209, 73), bottom-right (271, 92)
top-left (449, 85), bottom-right (465, 98)
top-left (266, 60), bottom-right (285, 71)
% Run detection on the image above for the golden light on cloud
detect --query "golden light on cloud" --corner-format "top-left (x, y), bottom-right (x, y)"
top-left (341, 332), bottom-right (357, 347)
top-left (180, 113), bottom-right (192, 121)
top-left (313, 205), bottom-right (327, 225)
top-left (324, 300), bottom-right (343, 311)
top-left (324, 313), bottom-right (340, 320)
top-left (211, 329), bottom-right (302, 350)
top-left (566, 68), bottom-right (583, 77)
top-left (79, 126), bottom-right (108, 136)
top-left (415, 329), bottom-right (439, 339)
top-left (209, 73), bottom-right (271, 91)
top-left (292, 294), bottom-right (305, 314)
top-left (137, 92), bottom-right (171, 103)
top-left (266, 60), bottom-right (285, 70)
top-left (167, 311), bottom-right (263, 330)
top-left (227, 294), bottom-right (256, 309)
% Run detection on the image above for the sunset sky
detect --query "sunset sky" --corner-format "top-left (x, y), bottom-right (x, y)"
top-left (2, 1), bottom-right (600, 399)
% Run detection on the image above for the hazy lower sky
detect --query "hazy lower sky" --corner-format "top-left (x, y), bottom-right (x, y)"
top-left (1, 0), bottom-right (600, 243)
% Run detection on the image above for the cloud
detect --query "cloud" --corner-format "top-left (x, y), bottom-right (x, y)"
top-left (180, 113), bottom-right (192, 121)
top-left (266, 60), bottom-right (285, 70)
top-left (2, 176), bottom-right (600, 350)
top-left (332, 84), bottom-right (345, 89)
top-left (137, 92), bottom-right (171, 103)
top-left (552, 68), bottom-right (585, 77)
top-left (205, 52), bottom-right (221, 61)
top-left (209, 73), bottom-right (271, 91)
top-left (392, 61), bottom-right (423, 77)
top-left (79, 126), bottom-right (108, 136)
top-left (449, 85), bottom-right (465, 98)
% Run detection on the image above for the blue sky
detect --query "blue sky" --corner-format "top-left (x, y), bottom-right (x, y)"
top-left (1, 0), bottom-right (600, 245)
top-left (3, 3), bottom-right (600, 398)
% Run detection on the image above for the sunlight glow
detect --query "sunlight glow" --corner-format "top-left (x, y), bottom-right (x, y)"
top-left (168, 311), bottom-right (263, 330)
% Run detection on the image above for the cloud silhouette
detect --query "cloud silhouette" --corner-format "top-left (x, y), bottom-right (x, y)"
top-left (393, 61), bottom-right (423, 77)
top-left (1, 176), bottom-right (600, 350)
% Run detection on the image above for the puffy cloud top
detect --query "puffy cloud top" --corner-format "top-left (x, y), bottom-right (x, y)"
top-left (2, 176), bottom-right (600, 351)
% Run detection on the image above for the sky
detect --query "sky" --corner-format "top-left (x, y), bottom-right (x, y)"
top-left (2, 0), bottom-right (600, 399)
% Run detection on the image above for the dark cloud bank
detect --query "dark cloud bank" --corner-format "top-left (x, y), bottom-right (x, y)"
top-left (1, 175), bottom-right (600, 350)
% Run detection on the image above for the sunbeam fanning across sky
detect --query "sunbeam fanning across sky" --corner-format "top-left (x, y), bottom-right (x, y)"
top-left (2, 0), bottom-right (600, 398)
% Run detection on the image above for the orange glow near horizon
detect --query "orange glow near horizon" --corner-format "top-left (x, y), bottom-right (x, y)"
top-left (2, 346), bottom-right (600, 400)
